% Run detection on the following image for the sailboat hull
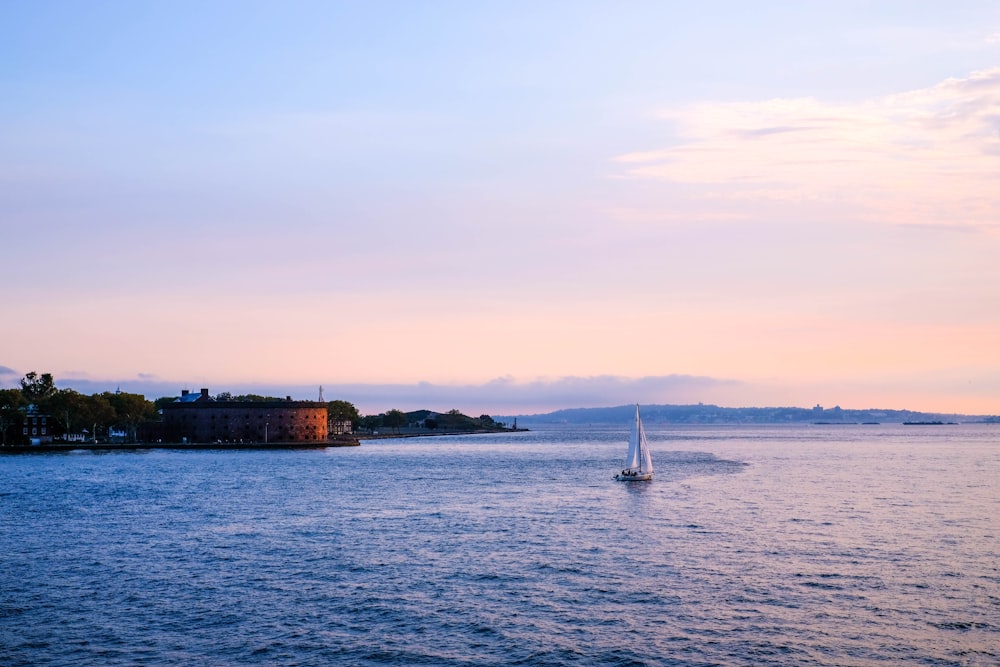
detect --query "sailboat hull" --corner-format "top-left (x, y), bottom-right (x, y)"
top-left (614, 472), bottom-right (652, 481)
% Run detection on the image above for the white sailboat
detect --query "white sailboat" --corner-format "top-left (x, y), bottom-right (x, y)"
top-left (614, 404), bottom-right (653, 481)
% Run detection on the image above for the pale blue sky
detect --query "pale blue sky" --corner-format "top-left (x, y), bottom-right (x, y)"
top-left (3, 2), bottom-right (999, 414)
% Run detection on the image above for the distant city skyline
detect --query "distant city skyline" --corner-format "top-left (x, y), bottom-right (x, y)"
top-left (3, 2), bottom-right (999, 416)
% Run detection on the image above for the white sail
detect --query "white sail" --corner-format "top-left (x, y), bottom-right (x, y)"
top-left (623, 405), bottom-right (643, 470)
top-left (637, 407), bottom-right (653, 474)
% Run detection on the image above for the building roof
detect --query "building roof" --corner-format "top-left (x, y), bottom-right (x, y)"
top-left (175, 388), bottom-right (213, 403)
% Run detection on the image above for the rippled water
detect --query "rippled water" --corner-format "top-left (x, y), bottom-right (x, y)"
top-left (2, 424), bottom-right (998, 666)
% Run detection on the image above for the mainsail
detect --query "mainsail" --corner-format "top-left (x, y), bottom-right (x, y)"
top-left (624, 404), bottom-right (653, 473)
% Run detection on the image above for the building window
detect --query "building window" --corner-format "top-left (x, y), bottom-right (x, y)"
top-left (32, 428), bottom-right (37, 435)
top-left (22, 428), bottom-right (27, 435)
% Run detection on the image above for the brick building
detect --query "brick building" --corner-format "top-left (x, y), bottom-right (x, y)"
top-left (160, 388), bottom-right (328, 444)
top-left (22, 405), bottom-right (53, 444)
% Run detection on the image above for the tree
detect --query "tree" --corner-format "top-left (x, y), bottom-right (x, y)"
top-left (360, 414), bottom-right (382, 433)
top-left (479, 414), bottom-right (496, 428)
top-left (153, 396), bottom-right (177, 411)
top-left (84, 394), bottom-right (116, 442)
top-left (0, 388), bottom-right (27, 446)
top-left (20, 372), bottom-right (56, 405)
top-left (327, 400), bottom-right (360, 427)
top-left (437, 409), bottom-right (477, 430)
top-left (47, 389), bottom-right (90, 438)
top-left (234, 394), bottom-right (282, 402)
top-left (102, 391), bottom-right (156, 443)
top-left (383, 409), bottom-right (407, 433)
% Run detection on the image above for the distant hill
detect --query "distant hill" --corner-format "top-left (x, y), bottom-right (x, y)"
top-left (498, 403), bottom-right (999, 426)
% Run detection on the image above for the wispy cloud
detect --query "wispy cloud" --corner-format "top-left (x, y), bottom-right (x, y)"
top-left (616, 69), bottom-right (1000, 230)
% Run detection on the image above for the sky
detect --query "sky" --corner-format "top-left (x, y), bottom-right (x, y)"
top-left (3, 1), bottom-right (1000, 416)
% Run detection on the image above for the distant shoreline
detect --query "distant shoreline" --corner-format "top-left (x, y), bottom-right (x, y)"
top-left (357, 428), bottom-right (527, 440)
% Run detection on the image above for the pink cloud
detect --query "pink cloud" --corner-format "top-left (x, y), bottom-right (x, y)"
top-left (616, 69), bottom-right (1000, 231)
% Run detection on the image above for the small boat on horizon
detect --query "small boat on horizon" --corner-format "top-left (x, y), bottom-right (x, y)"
top-left (614, 404), bottom-right (653, 482)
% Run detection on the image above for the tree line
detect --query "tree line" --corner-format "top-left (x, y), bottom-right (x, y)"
top-left (357, 408), bottom-right (507, 434)
top-left (0, 371), bottom-right (507, 446)
top-left (0, 372), bottom-right (157, 446)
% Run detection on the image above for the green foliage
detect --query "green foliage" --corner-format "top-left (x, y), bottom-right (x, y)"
top-left (100, 391), bottom-right (156, 442)
top-left (383, 409), bottom-right (407, 433)
top-left (47, 389), bottom-right (88, 435)
top-left (356, 408), bottom-right (509, 434)
top-left (20, 371), bottom-right (56, 404)
top-left (153, 396), bottom-right (177, 411)
top-left (102, 391), bottom-right (155, 422)
top-left (435, 410), bottom-right (478, 430)
top-left (0, 388), bottom-right (28, 446)
top-left (1, 376), bottom-right (136, 445)
top-left (233, 394), bottom-right (284, 402)
top-left (359, 414), bottom-right (382, 431)
top-left (84, 394), bottom-right (116, 440)
top-left (327, 400), bottom-right (360, 425)
top-left (45, 390), bottom-right (119, 441)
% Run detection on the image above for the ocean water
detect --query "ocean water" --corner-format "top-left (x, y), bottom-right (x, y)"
top-left (1, 424), bottom-right (997, 666)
